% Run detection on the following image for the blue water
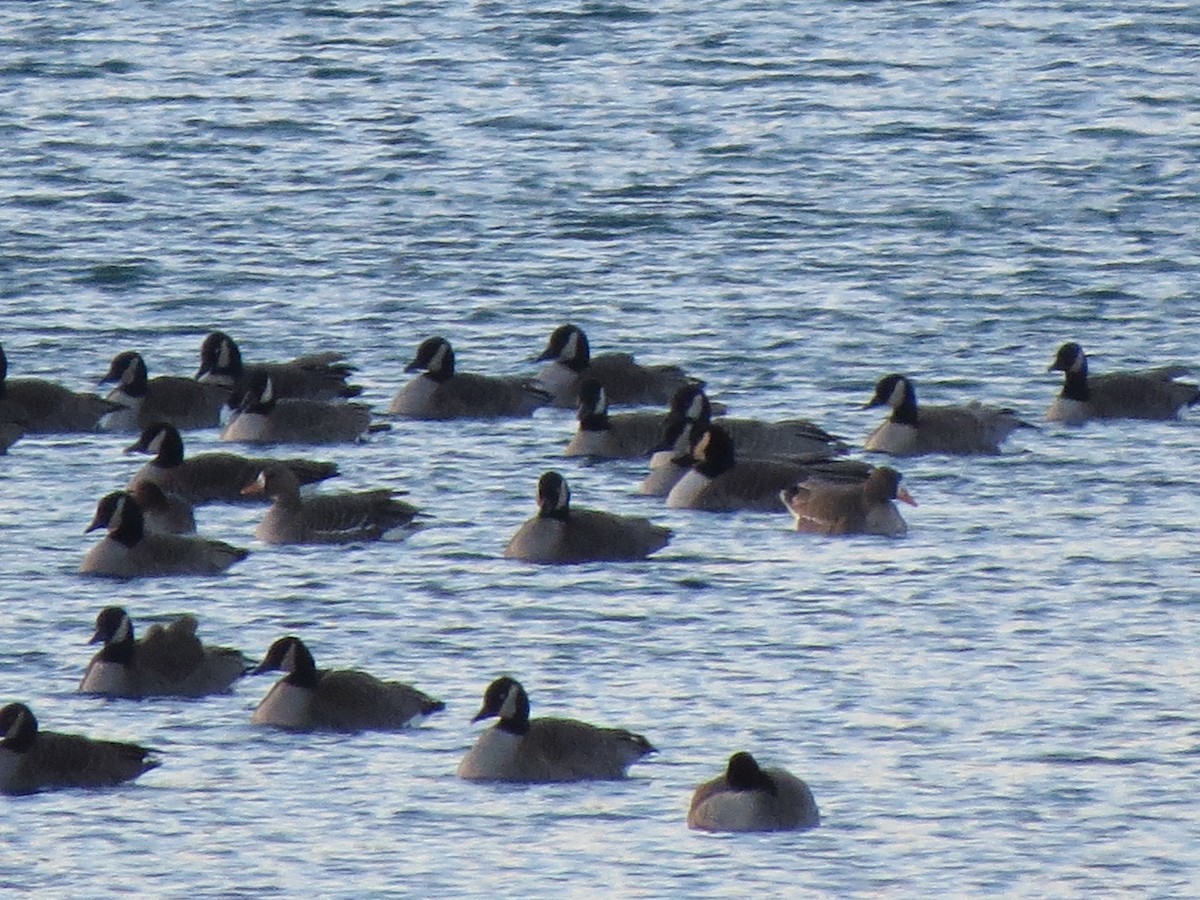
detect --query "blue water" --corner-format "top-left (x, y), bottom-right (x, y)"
top-left (2, 1), bottom-right (1200, 896)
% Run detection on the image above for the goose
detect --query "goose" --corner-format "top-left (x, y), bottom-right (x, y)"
top-left (666, 425), bottom-right (873, 512)
top-left (99, 350), bottom-right (229, 432)
top-left (863, 374), bottom-right (1030, 455)
top-left (533, 323), bottom-right (698, 408)
top-left (0, 415), bottom-right (25, 455)
top-left (78, 606), bottom-right (246, 698)
top-left (687, 752), bottom-right (820, 833)
top-left (0, 702), bottom-right (160, 795)
top-left (221, 373), bottom-right (380, 444)
top-left (1046, 342), bottom-right (1200, 424)
top-left (80, 491), bottom-right (248, 578)
top-left (250, 636), bottom-right (444, 732)
top-left (125, 421), bottom-right (338, 504)
top-left (196, 330), bottom-right (361, 400)
top-left (240, 465), bottom-right (421, 544)
top-left (504, 471), bottom-right (671, 563)
top-left (389, 336), bottom-right (549, 419)
top-left (0, 343), bottom-right (119, 432)
top-left (780, 465), bottom-right (916, 537)
top-left (563, 380), bottom-right (665, 459)
top-left (128, 481), bottom-right (196, 534)
top-left (458, 676), bottom-right (655, 783)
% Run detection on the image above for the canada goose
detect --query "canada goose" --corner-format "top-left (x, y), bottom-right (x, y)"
top-left (563, 380), bottom-right (665, 459)
top-left (1046, 342), bottom-right (1200, 424)
top-left (533, 323), bottom-right (699, 408)
top-left (241, 465), bottom-right (421, 544)
top-left (128, 481), bottom-right (196, 534)
top-left (80, 491), bottom-right (248, 578)
top-left (666, 425), bottom-right (873, 512)
top-left (196, 330), bottom-right (362, 400)
top-left (125, 421), bottom-right (339, 504)
top-left (0, 343), bottom-right (119, 432)
top-left (78, 606), bottom-right (246, 698)
top-left (250, 636), bottom-right (444, 732)
top-left (458, 676), bottom-right (655, 783)
top-left (0, 702), bottom-right (160, 795)
top-left (863, 374), bottom-right (1031, 455)
top-left (221, 373), bottom-right (380, 444)
top-left (99, 350), bottom-right (229, 431)
top-left (687, 752), bottom-right (819, 833)
top-left (389, 336), bottom-right (549, 419)
top-left (504, 471), bottom-right (671, 563)
top-left (780, 466), bottom-right (916, 537)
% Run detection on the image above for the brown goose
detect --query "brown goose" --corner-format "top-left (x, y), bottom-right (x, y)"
top-left (0, 343), bottom-right (118, 432)
top-left (250, 636), bottom-right (444, 732)
top-left (99, 350), bottom-right (229, 431)
top-left (221, 373), bottom-right (379, 444)
top-left (389, 336), bottom-right (548, 419)
top-left (504, 471), bottom-right (671, 564)
top-left (0, 702), bottom-right (160, 795)
top-left (780, 466), bottom-right (916, 537)
top-left (196, 330), bottom-right (361, 400)
top-left (241, 465), bottom-right (421, 544)
top-left (563, 380), bottom-right (665, 459)
top-left (1046, 342), bottom-right (1200, 424)
top-left (687, 752), bottom-right (820, 833)
top-left (78, 606), bottom-right (246, 699)
top-left (458, 676), bottom-right (655, 783)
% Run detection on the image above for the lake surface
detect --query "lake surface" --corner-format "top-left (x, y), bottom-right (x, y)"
top-left (2, 1), bottom-right (1199, 896)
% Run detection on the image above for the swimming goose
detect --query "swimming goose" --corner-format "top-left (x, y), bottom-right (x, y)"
top-left (0, 702), bottom-right (160, 795)
top-left (250, 636), bottom-right (444, 732)
top-left (780, 466), bottom-right (916, 537)
top-left (99, 350), bottom-right (229, 432)
top-left (1046, 342), bottom-right (1200, 423)
top-left (533, 323), bottom-right (698, 408)
top-left (458, 676), bottom-right (655, 783)
top-left (666, 425), bottom-right (873, 512)
top-left (241, 465), bottom-right (421, 544)
top-left (389, 336), bottom-right (549, 419)
top-left (687, 752), bottom-right (820, 833)
top-left (78, 606), bottom-right (246, 698)
top-left (863, 373), bottom-right (1030, 455)
top-left (196, 330), bottom-right (362, 401)
top-left (125, 421), bottom-right (339, 504)
top-left (128, 481), bottom-right (196, 534)
top-left (221, 373), bottom-right (380, 444)
top-left (0, 343), bottom-right (119, 432)
top-left (80, 491), bottom-right (249, 578)
top-left (563, 380), bottom-right (665, 459)
top-left (504, 471), bottom-right (671, 563)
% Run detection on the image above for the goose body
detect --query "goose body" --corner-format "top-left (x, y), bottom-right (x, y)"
top-left (78, 606), bottom-right (246, 698)
top-left (196, 331), bottom-right (361, 401)
top-left (1046, 342), bottom-right (1200, 424)
top-left (505, 471), bottom-right (671, 563)
top-left (100, 351), bottom-right (229, 432)
top-left (80, 491), bottom-right (248, 578)
top-left (563, 380), bottom-right (665, 459)
top-left (864, 374), bottom-right (1029, 456)
top-left (687, 752), bottom-right (819, 833)
top-left (126, 421), bottom-right (339, 504)
top-left (1, 344), bottom-right (118, 432)
top-left (458, 677), bottom-right (655, 782)
top-left (221, 373), bottom-right (377, 445)
top-left (0, 703), bottom-right (159, 795)
top-left (241, 466), bottom-right (421, 544)
top-left (390, 336), bottom-right (548, 419)
top-left (781, 466), bottom-right (916, 537)
top-left (250, 636), bottom-right (444, 732)
top-left (533, 324), bottom-right (697, 408)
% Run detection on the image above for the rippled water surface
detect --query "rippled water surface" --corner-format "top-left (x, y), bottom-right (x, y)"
top-left (2, 1), bottom-right (1200, 896)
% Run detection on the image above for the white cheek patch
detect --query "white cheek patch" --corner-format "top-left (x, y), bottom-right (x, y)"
top-left (430, 343), bottom-right (449, 373)
top-left (685, 394), bottom-right (705, 421)
top-left (595, 386), bottom-right (609, 414)
top-left (694, 431), bottom-right (712, 460)
top-left (260, 378), bottom-right (275, 405)
top-left (562, 330), bottom-right (580, 362)
top-left (217, 340), bottom-right (233, 369)
top-left (281, 641), bottom-right (298, 673)
top-left (499, 685), bottom-right (519, 720)
top-left (556, 479), bottom-right (570, 510)
top-left (887, 379), bottom-right (908, 409)
top-left (113, 616), bottom-right (132, 644)
top-left (121, 358), bottom-right (139, 386)
top-left (148, 430), bottom-right (165, 455)
top-left (110, 496), bottom-right (128, 533)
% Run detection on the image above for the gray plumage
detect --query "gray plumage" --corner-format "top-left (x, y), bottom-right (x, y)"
top-left (0, 703), bottom-right (160, 795)
top-left (78, 606), bottom-right (246, 699)
top-left (504, 471), bottom-right (671, 563)
top-left (389, 336), bottom-right (548, 419)
top-left (0, 343), bottom-right (119, 432)
top-left (458, 676), bottom-right (655, 783)
top-left (79, 491), bottom-right (248, 578)
top-left (241, 465), bottom-right (421, 544)
top-left (781, 466), bottom-right (916, 537)
top-left (250, 636), bottom-right (444, 732)
top-left (99, 350), bottom-right (229, 431)
top-left (687, 752), bottom-right (819, 833)
top-left (864, 374), bottom-right (1030, 456)
top-left (221, 373), bottom-right (379, 445)
top-left (564, 380), bottom-right (666, 459)
top-left (1046, 341), bottom-right (1200, 424)
top-left (196, 330), bottom-right (361, 400)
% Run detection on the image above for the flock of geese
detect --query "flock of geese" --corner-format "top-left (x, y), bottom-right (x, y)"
top-left (3, 325), bottom-right (1198, 833)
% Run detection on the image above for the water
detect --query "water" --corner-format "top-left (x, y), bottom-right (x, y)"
top-left (2, 0), bottom-right (1200, 895)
